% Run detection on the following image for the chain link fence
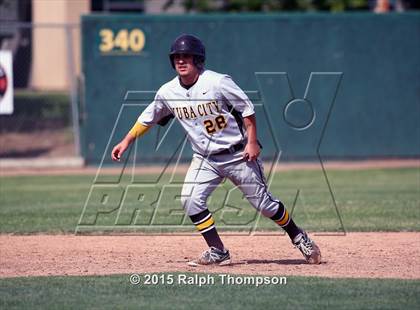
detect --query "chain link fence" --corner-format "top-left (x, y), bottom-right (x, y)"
top-left (0, 23), bottom-right (80, 160)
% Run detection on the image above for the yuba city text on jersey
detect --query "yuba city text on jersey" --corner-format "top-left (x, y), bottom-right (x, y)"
top-left (171, 101), bottom-right (221, 120)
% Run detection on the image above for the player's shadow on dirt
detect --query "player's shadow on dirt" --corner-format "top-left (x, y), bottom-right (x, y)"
top-left (232, 259), bottom-right (307, 266)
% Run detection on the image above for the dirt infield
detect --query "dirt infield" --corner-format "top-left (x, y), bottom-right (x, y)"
top-left (1, 233), bottom-right (419, 279)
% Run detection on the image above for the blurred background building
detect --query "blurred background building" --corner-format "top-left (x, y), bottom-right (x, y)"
top-left (0, 0), bottom-right (418, 163)
top-left (1, 0), bottom-right (418, 91)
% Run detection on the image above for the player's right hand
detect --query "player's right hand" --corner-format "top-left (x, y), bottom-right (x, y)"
top-left (111, 142), bottom-right (128, 162)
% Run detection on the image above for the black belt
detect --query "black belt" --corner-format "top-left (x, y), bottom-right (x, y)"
top-left (210, 142), bottom-right (245, 156)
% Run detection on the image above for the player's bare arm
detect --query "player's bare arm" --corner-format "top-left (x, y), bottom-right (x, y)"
top-left (111, 133), bottom-right (134, 162)
top-left (243, 114), bottom-right (260, 161)
top-left (111, 122), bottom-right (150, 161)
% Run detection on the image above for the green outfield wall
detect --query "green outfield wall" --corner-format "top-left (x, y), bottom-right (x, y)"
top-left (81, 13), bottom-right (420, 164)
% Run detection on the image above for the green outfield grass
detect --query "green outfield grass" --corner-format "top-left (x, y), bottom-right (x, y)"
top-left (0, 273), bottom-right (419, 309)
top-left (0, 167), bottom-right (418, 234)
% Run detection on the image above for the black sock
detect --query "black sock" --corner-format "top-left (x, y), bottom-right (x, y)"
top-left (190, 209), bottom-right (224, 251)
top-left (270, 201), bottom-right (301, 241)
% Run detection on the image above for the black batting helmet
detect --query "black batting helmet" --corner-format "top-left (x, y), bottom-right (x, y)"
top-left (169, 34), bottom-right (205, 69)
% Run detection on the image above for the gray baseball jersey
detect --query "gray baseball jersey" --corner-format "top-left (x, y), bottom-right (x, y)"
top-left (137, 70), bottom-right (254, 158)
top-left (136, 69), bottom-right (280, 217)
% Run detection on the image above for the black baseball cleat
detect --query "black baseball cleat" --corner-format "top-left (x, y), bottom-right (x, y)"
top-left (293, 231), bottom-right (321, 264)
top-left (188, 247), bottom-right (231, 266)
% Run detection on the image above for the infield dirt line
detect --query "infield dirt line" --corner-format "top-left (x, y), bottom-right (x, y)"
top-left (1, 159), bottom-right (418, 176)
top-left (1, 232), bottom-right (419, 279)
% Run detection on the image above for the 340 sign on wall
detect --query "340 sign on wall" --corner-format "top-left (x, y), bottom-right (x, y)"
top-left (99, 28), bottom-right (146, 54)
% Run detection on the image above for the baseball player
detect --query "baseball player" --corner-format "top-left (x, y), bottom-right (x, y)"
top-left (111, 34), bottom-right (321, 266)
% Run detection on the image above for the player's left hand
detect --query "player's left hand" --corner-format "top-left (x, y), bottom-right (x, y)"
top-left (243, 141), bottom-right (260, 161)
